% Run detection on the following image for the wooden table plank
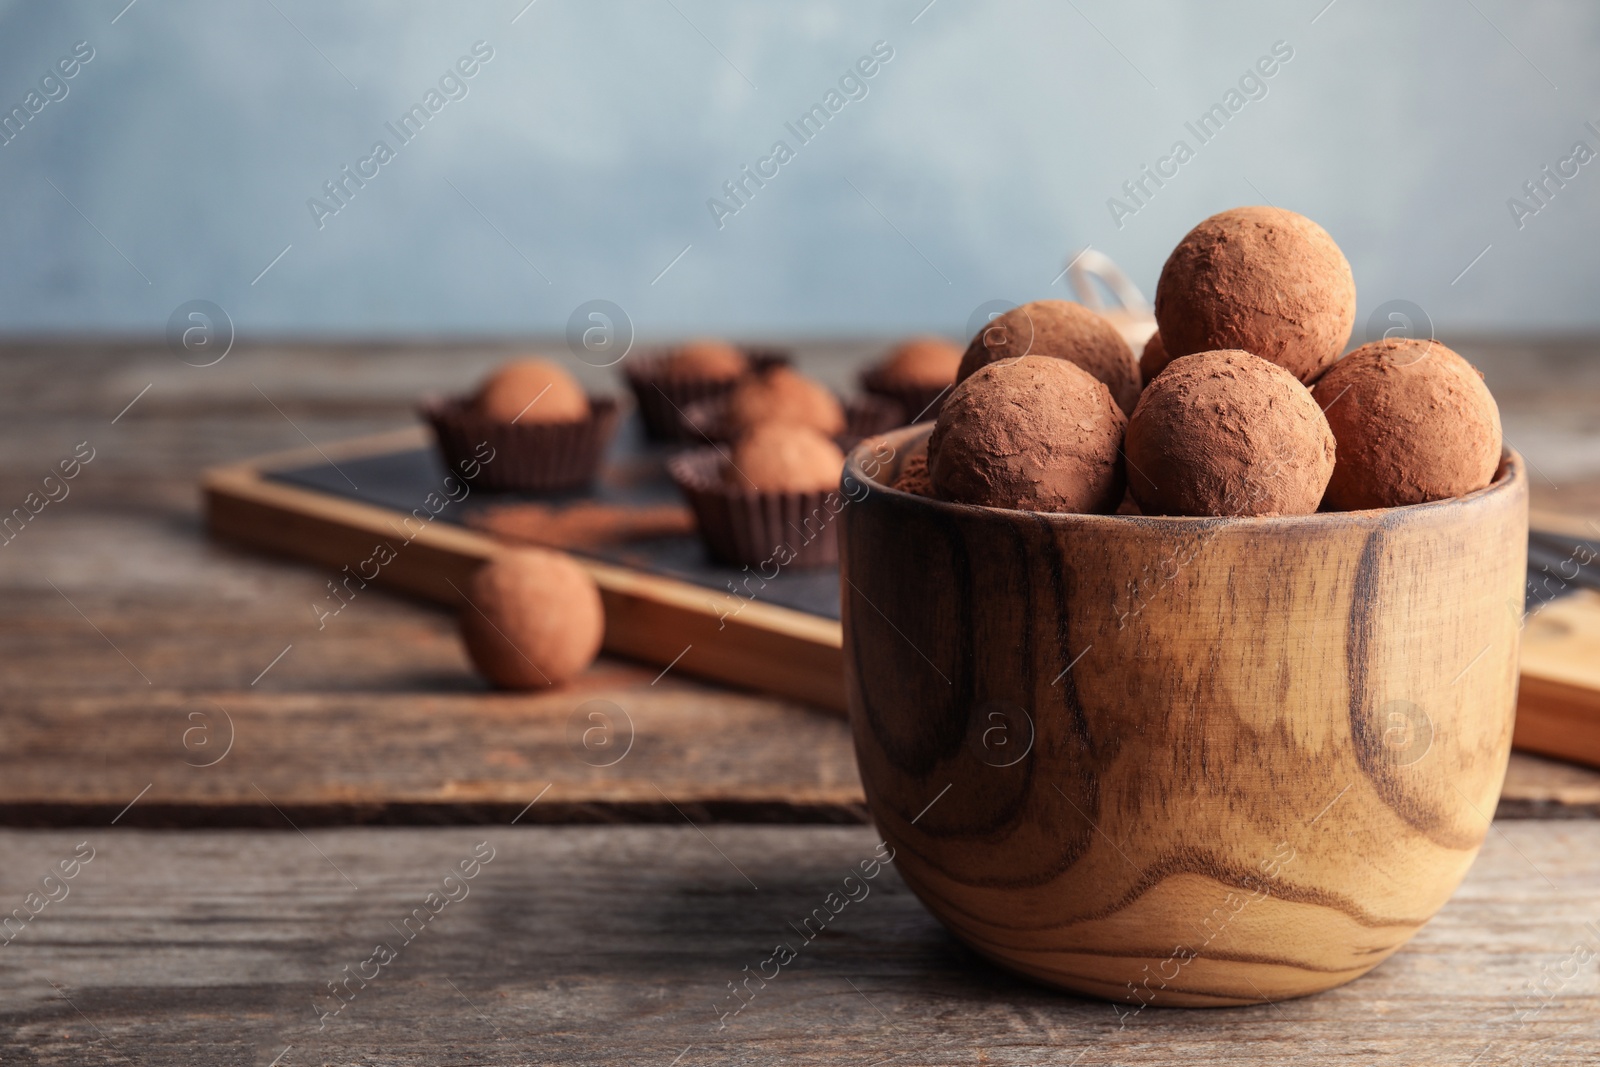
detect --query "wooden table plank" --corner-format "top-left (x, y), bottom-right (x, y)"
top-left (0, 687), bottom-right (867, 827)
top-left (1501, 751), bottom-right (1600, 817)
top-left (0, 822), bottom-right (1595, 1064)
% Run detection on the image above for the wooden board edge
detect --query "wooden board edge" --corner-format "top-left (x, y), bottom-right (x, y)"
top-left (1508, 589), bottom-right (1600, 770)
top-left (1530, 508), bottom-right (1600, 544)
top-left (213, 425), bottom-right (435, 476)
top-left (1514, 675), bottom-right (1600, 770)
top-left (202, 457), bottom-right (846, 713)
top-left (1518, 590), bottom-right (1600, 690)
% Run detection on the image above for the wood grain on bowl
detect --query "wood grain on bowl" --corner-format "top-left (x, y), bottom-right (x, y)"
top-left (840, 425), bottom-right (1528, 1006)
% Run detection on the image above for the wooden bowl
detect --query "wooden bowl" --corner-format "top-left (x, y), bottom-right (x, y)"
top-left (840, 425), bottom-right (1528, 1007)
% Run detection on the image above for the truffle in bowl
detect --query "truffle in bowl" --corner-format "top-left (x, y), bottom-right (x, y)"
top-left (958, 299), bottom-right (1141, 415)
top-left (1123, 349), bottom-right (1335, 517)
top-left (1155, 206), bottom-right (1356, 384)
top-left (1312, 338), bottom-right (1503, 511)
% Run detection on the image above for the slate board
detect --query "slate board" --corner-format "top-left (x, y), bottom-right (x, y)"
top-left (266, 417), bottom-right (846, 621)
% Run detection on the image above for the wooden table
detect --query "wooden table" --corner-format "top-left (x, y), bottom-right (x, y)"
top-left (2, 339), bottom-right (1598, 1063)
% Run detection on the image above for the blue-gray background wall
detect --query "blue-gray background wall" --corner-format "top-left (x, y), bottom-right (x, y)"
top-left (1, 0), bottom-right (1596, 339)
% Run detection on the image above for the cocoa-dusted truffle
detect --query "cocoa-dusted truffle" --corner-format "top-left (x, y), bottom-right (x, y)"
top-left (957, 299), bottom-right (1141, 414)
top-left (929, 355), bottom-right (1126, 514)
top-left (1311, 338), bottom-right (1502, 510)
top-left (475, 359), bottom-right (589, 423)
top-left (723, 423), bottom-right (845, 493)
top-left (1154, 206), bottom-right (1356, 384)
top-left (874, 336), bottom-right (963, 387)
top-left (1139, 331), bottom-right (1173, 386)
top-left (661, 339), bottom-right (748, 381)
top-left (458, 548), bottom-right (604, 688)
top-left (891, 439), bottom-right (933, 496)
top-left (1124, 350), bottom-right (1335, 517)
top-left (725, 367), bottom-right (846, 437)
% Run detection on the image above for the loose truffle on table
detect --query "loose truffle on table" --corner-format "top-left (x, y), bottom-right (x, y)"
top-left (874, 336), bottom-right (963, 387)
top-left (1124, 349), bottom-right (1336, 517)
top-left (1311, 338), bottom-right (1503, 510)
top-left (661, 339), bottom-right (749, 381)
top-left (458, 548), bottom-right (604, 689)
top-left (723, 423), bottom-right (845, 493)
top-left (724, 367), bottom-right (846, 438)
top-left (475, 359), bottom-right (590, 424)
top-left (929, 355), bottom-right (1126, 514)
top-left (1154, 206), bottom-right (1356, 384)
top-left (1139, 331), bottom-right (1173, 386)
top-left (957, 299), bottom-right (1141, 414)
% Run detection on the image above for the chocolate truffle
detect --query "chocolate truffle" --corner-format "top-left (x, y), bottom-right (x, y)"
top-left (891, 439), bottom-right (933, 496)
top-left (1139, 331), bottom-right (1173, 386)
top-left (724, 367), bottom-right (846, 437)
top-left (958, 299), bottom-right (1141, 414)
top-left (929, 355), bottom-right (1126, 514)
top-left (662, 339), bottom-right (748, 381)
top-left (475, 359), bottom-right (589, 424)
top-left (723, 423), bottom-right (845, 493)
top-left (458, 548), bottom-right (604, 689)
top-left (875, 336), bottom-right (963, 387)
top-left (1124, 350), bottom-right (1335, 517)
top-left (1154, 206), bottom-right (1356, 384)
top-left (1311, 338), bottom-right (1502, 510)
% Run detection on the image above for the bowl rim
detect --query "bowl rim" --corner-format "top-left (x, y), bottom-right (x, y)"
top-left (844, 423), bottom-right (1526, 530)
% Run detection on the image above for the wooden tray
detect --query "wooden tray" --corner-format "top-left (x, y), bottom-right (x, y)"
top-left (1517, 588), bottom-right (1600, 768)
top-left (203, 426), bottom-right (1600, 767)
top-left (204, 424), bottom-right (849, 710)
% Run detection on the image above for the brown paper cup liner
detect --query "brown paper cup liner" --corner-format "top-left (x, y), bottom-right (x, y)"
top-left (678, 393), bottom-right (906, 447)
top-left (859, 368), bottom-right (954, 424)
top-left (622, 348), bottom-right (790, 442)
top-left (842, 393), bottom-right (908, 446)
top-left (667, 449), bottom-right (842, 569)
top-left (423, 395), bottom-right (621, 493)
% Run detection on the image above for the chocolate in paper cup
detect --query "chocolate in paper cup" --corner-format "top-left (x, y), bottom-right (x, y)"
top-left (667, 448), bottom-right (843, 569)
top-left (678, 393), bottom-right (907, 447)
top-left (860, 368), bottom-right (953, 425)
top-left (622, 348), bottom-right (789, 442)
top-left (423, 395), bottom-right (621, 493)
top-left (677, 397), bottom-right (734, 445)
top-left (842, 392), bottom-right (907, 446)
